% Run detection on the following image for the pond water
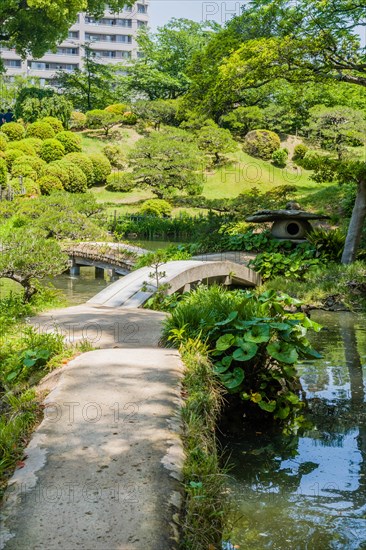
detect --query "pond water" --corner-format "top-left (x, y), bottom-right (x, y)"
top-left (223, 311), bottom-right (366, 549)
top-left (50, 267), bottom-right (112, 305)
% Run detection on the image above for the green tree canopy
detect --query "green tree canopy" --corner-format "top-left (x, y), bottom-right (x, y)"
top-left (128, 129), bottom-right (204, 199)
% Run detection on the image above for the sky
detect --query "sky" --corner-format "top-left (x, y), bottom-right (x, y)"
top-left (148, 1), bottom-right (246, 29)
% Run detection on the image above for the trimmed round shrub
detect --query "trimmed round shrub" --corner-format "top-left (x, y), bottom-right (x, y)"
top-left (7, 140), bottom-right (37, 156)
top-left (0, 157), bottom-right (7, 187)
top-left (26, 121), bottom-right (55, 139)
top-left (9, 176), bottom-right (40, 196)
top-left (105, 103), bottom-right (128, 116)
top-left (11, 162), bottom-right (38, 181)
top-left (140, 199), bottom-right (172, 217)
top-left (1, 122), bottom-right (25, 141)
top-left (21, 137), bottom-right (43, 154)
top-left (122, 112), bottom-right (138, 125)
top-left (243, 129), bottom-right (281, 160)
top-left (70, 111), bottom-right (87, 130)
top-left (105, 172), bottom-right (134, 192)
top-left (40, 162), bottom-right (70, 188)
top-left (299, 150), bottom-right (322, 170)
top-left (12, 155), bottom-right (46, 178)
top-left (41, 116), bottom-right (64, 134)
top-left (38, 175), bottom-right (64, 195)
top-left (3, 149), bottom-right (25, 170)
top-left (292, 144), bottom-right (309, 162)
top-left (272, 148), bottom-right (288, 168)
top-left (40, 138), bottom-right (65, 162)
top-left (0, 132), bottom-right (9, 151)
top-left (102, 144), bottom-right (124, 168)
top-left (88, 153), bottom-right (111, 185)
top-left (55, 131), bottom-right (82, 153)
top-left (57, 160), bottom-right (87, 193)
top-left (64, 152), bottom-right (94, 187)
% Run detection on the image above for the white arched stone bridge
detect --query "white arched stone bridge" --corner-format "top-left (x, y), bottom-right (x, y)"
top-left (88, 260), bottom-right (261, 308)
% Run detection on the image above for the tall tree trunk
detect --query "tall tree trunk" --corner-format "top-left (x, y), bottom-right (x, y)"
top-left (341, 178), bottom-right (366, 264)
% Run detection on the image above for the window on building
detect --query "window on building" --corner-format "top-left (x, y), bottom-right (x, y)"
top-left (137, 20), bottom-right (147, 27)
top-left (68, 31), bottom-right (79, 39)
top-left (3, 59), bottom-right (21, 67)
top-left (137, 4), bottom-right (147, 13)
top-left (56, 47), bottom-right (79, 55)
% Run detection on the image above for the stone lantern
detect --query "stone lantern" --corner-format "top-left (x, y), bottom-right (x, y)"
top-left (246, 202), bottom-right (330, 241)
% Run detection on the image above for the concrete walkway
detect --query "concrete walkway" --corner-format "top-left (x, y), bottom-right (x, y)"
top-left (0, 311), bottom-right (184, 550)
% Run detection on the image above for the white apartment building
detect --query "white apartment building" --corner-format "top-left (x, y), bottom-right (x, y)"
top-left (0, 1), bottom-right (149, 85)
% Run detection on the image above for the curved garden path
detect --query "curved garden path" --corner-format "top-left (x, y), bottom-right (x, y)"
top-left (0, 307), bottom-right (184, 550)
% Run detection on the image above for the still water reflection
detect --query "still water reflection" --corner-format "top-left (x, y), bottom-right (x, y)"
top-left (51, 267), bottom-right (112, 305)
top-left (224, 311), bottom-right (366, 549)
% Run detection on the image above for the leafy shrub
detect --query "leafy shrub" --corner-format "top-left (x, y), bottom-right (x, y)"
top-left (249, 247), bottom-right (322, 280)
top-left (38, 175), bottom-right (64, 195)
top-left (102, 144), bottom-right (124, 168)
top-left (40, 138), bottom-right (65, 162)
top-left (21, 137), bottom-right (43, 154)
top-left (57, 160), bottom-right (87, 193)
top-left (292, 143), bottom-right (308, 161)
top-left (105, 103), bottom-right (128, 115)
top-left (1, 122), bottom-right (25, 141)
top-left (70, 111), bottom-right (87, 130)
top-left (12, 155), bottom-right (46, 178)
top-left (40, 116), bottom-right (63, 133)
top-left (65, 152), bottom-right (94, 187)
top-left (88, 153), bottom-right (111, 185)
top-left (307, 227), bottom-right (346, 262)
top-left (26, 121), bottom-right (55, 139)
top-left (164, 286), bottom-right (321, 425)
top-left (9, 176), bottom-right (40, 196)
top-left (0, 132), bottom-right (9, 151)
top-left (0, 158), bottom-right (7, 187)
top-left (139, 199), bottom-right (172, 217)
top-left (105, 172), bottom-right (134, 192)
top-left (40, 162), bottom-right (70, 188)
top-left (243, 129), bottom-right (281, 160)
top-left (122, 112), bottom-right (138, 125)
top-left (7, 140), bottom-right (37, 156)
top-left (272, 148), bottom-right (288, 168)
top-left (11, 162), bottom-right (38, 181)
top-left (298, 150), bottom-right (322, 170)
top-left (3, 149), bottom-right (25, 170)
top-left (55, 131), bottom-right (82, 153)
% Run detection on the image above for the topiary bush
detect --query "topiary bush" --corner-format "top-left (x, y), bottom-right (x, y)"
top-left (11, 162), bottom-right (38, 181)
top-left (102, 144), bottom-right (125, 168)
top-left (26, 121), bottom-right (55, 140)
top-left (40, 138), bottom-right (65, 162)
top-left (292, 144), bottom-right (308, 161)
top-left (40, 116), bottom-right (64, 134)
top-left (105, 172), bottom-right (134, 192)
top-left (1, 122), bottom-right (25, 141)
top-left (0, 132), bottom-right (9, 151)
top-left (105, 103), bottom-right (128, 116)
top-left (9, 176), bottom-right (40, 196)
top-left (57, 160), bottom-right (87, 193)
top-left (0, 158), bottom-right (7, 187)
top-left (38, 175), bottom-right (64, 195)
top-left (272, 148), bottom-right (288, 168)
top-left (7, 140), bottom-right (37, 156)
top-left (122, 112), bottom-right (138, 125)
top-left (65, 152), bottom-right (94, 187)
top-left (12, 155), bottom-right (45, 178)
top-left (88, 153), bottom-right (111, 185)
top-left (21, 137), bottom-right (43, 154)
top-left (298, 150), bottom-right (322, 170)
top-left (139, 198), bottom-right (172, 217)
top-left (243, 129), bottom-right (281, 160)
top-left (70, 111), bottom-right (87, 130)
top-left (55, 131), bottom-right (82, 153)
top-left (3, 149), bottom-right (25, 170)
top-left (40, 162), bottom-right (70, 188)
